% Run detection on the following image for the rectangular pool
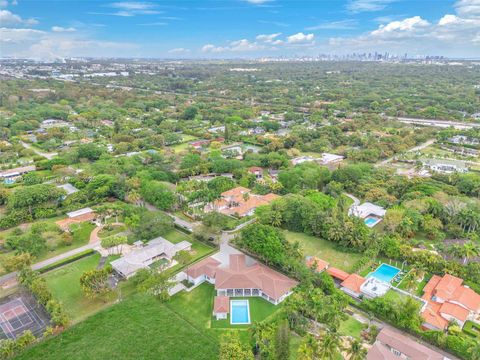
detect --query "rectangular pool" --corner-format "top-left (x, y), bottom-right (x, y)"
top-left (364, 216), bottom-right (381, 227)
top-left (230, 300), bottom-right (250, 325)
top-left (367, 263), bottom-right (400, 283)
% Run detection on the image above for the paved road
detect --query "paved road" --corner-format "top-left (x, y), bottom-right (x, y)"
top-left (144, 203), bottom-right (200, 231)
top-left (388, 116), bottom-right (480, 130)
top-left (375, 139), bottom-right (436, 168)
top-left (0, 240), bottom-right (101, 286)
top-left (344, 193), bottom-right (360, 207)
top-left (20, 141), bottom-right (58, 160)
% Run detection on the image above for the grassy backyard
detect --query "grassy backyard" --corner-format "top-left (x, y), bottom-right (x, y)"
top-left (283, 230), bottom-right (364, 272)
top-left (14, 294), bottom-right (219, 360)
top-left (43, 253), bottom-right (130, 323)
top-left (338, 316), bottom-right (364, 340)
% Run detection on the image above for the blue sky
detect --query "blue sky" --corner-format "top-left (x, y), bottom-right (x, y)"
top-left (1, 0), bottom-right (479, 59)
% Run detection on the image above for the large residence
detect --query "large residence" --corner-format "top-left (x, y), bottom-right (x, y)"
top-left (186, 254), bottom-right (298, 306)
top-left (422, 159), bottom-right (469, 174)
top-left (111, 237), bottom-right (192, 278)
top-left (367, 327), bottom-right (448, 360)
top-left (307, 257), bottom-right (391, 299)
top-left (421, 274), bottom-right (480, 330)
top-left (349, 202), bottom-right (386, 228)
top-left (205, 186), bottom-right (280, 217)
top-left (0, 165), bottom-right (36, 184)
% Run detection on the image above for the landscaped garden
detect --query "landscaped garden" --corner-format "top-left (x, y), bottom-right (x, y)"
top-left (283, 230), bottom-right (364, 272)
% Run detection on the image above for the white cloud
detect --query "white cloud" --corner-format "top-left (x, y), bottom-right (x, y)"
top-left (0, 9), bottom-right (38, 26)
top-left (229, 39), bottom-right (264, 51)
top-left (168, 47), bottom-right (190, 54)
top-left (201, 44), bottom-right (226, 53)
top-left (0, 26), bottom-right (137, 59)
top-left (51, 26), bottom-right (76, 32)
top-left (346, 0), bottom-right (395, 13)
top-left (454, 0), bottom-right (480, 18)
top-left (305, 19), bottom-right (357, 30)
top-left (104, 1), bottom-right (162, 16)
top-left (286, 32), bottom-right (314, 44)
top-left (371, 16), bottom-right (430, 36)
top-left (244, 0), bottom-right (272, 4)
top-left (256, 33), bottom-right (281, 42)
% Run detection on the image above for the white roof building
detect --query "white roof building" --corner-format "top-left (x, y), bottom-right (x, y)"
top-left (291, 156), bottom-right (317, 165)
top-left (349, 202), bottom-right (386, 219)
top-left (67, 207), bottom-right (94, 218)
top-left (56, 183), bottom-right (79, 196)
top-left (320, 153), bottom-right (344, 164)
top-left (111, 237), bottom-right (192, 278)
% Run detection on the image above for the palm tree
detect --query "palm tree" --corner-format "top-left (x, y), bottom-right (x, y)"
top-left (346, 340), bottom-right (367, 360)
top-left (460, 241), bottom-right (480, 264)
top-left (317, 331), bottom-right (342, 360)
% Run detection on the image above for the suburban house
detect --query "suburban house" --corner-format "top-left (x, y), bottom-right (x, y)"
top-left (319, 153), bottom-right (344, 165)
top-left (422, 159), bottom-right (469, 174)
top-left (349, 202), bottom-right (386, 227)
top-left (367, 327), bottom-right (448, 360)
top-left (247, 166), bottom-right (263, 180)
top-left (55, 207), bottom-right (96, 231)
top-left (291, 156), bottom-right (317, 166)
top-left (340, 274), bottom-right (366, 298)
top-left (205, 186), bottom-right (280, 217)
top-left (314, 261), bottom-right (390, 299)
top-left (421, 274), bottom-right (480, 330)
top-left (186, 254), bottom-right (298, 308)
top-left (56, 183), bottom-right (79, 198)
top-left (111, 237), bottom-right (192, 278)
top-left (0, 165), bottom-right (36, 184)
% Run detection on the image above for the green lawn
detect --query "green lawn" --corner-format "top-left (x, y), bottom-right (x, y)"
top-left (14, 295), bottom-right (219, 360)
top-left (283, 230), bottom-right (364, 272)
top-left (163, 229), bottom-right (192, 244)
top-left (98, 224), bottom-right (127, 238)
top-left (338, 316), bottom-right (364, 339)
top-left (211, 296), bottom-right (279, 329)
top-left (43, 253), bottom-right (120, 323)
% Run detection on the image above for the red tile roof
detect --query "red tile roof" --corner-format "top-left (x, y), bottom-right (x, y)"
top-left (421, 306), bottom-right (448, 330)
top-left (213, 296), bottom-right (229, 313)
top-left (185, 257), bottom-right (221, 279)
top-left (215, 254), bottom-right (298, 301)
top-left (439, 302), bottom-right (469, 322)
top-left (367, 327), bottom-right (444, 360)
top-left (306, 257), bottom-right (329, 272)
top-left (327, 267), bottom-right (349, 281)
top-left (55, 212), bottom-right (96, 231)
top-left (341, 274), bottom-right (366, 293)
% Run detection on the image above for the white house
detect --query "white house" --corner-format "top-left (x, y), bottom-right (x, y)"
top-left (111, 237), bottom-right (191, 278)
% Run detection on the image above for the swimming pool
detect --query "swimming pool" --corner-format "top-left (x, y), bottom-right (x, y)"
top-left (230, 300), bottom-right (250, 325)
top-left (364, 216), bottom-right (380, 227)
top-left (367, 263), bottom-right (401, 283)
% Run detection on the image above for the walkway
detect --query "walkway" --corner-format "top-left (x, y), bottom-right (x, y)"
top-left (344, 193), bottom-right (360, 207)
top-left (20, 141), bottom-right (57, 160)
top-left (0, 240), bottom-right (101, 287)
top-left (375, 139), bottom-right (436, 168)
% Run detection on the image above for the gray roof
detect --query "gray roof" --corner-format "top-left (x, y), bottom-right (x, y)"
top-left (111, 237), bottom-right (192, 278)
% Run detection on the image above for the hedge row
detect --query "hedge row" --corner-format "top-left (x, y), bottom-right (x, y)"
top-left (38, 249), bottom-right (95, 274)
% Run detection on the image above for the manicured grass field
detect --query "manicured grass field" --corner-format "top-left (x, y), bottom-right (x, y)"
top-left (283, 230), bottom-right (364, 272)
top-left (43, 253), bottom-right (120, 323)
top-left (163, 229), bottom-right (192, 244)
top-left (15, 295), bottom-right (219, 360)
top-left (338, 316), bottom-right (364, 339)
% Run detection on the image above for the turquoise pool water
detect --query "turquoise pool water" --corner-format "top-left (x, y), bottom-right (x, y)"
top-left (364, 216), bottom-right (380, 227)
top-left (230, 300), bottom-right (250, 325)
top-left (367, 263), bottom-right (400, 283)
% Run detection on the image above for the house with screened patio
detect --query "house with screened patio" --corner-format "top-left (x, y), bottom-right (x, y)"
top-left (186, 254), bottom-right (298, 305)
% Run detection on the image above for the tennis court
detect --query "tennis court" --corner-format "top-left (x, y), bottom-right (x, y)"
top-left (0, 291), bottom-right (50, 339)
